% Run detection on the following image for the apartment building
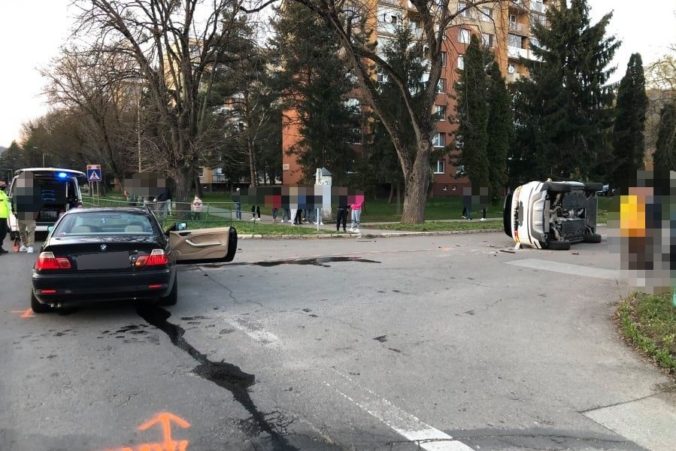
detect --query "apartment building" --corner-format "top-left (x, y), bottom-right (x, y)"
top-left (282, 0), bottom-right (548, 195)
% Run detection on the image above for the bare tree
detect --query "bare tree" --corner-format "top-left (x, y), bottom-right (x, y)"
top-left (74, 0), bottom-right (250, 200)
top-left (43, 46), bottom-right (139, 184)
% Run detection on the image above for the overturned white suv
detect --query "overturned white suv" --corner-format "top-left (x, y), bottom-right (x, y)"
top-left (503, 180), bottom-right (603, 250)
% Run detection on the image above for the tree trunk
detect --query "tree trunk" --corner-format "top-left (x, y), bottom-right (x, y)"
top-left (172, 167), bottom-right (193, 202)
top-left (400, 141), bottom-right (431, 224)
top-left (396, 183), bottom-right (401, 216)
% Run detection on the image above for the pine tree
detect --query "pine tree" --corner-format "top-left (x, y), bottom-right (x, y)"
top-left (514, 0), bottom-right (619, 180)
top-left (486, 62), bottom-right (512, 200)
top-left (456, 35), bottom-right (489, 194)
top-left (269, 3), bottom-right (358, 184)
top-left (653, 102), bottom-right (676, 178)
top-left (612, 53), bottom-right (648, 192)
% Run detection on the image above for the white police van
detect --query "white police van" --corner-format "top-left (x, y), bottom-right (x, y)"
top-left (8, 168), bottom-right (87, 239)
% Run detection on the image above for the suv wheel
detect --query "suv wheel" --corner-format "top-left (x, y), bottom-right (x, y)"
top-left (548, 240), bottom-right (571, 251)
top-left (584, 232), bottom-right (602, 243)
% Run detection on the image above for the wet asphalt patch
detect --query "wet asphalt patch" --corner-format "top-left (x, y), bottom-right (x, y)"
top-left (136, 304), bottom-right (297, 450)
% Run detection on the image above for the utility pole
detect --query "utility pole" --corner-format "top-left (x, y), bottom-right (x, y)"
top-left (137, 84), bottom-right (142, 173)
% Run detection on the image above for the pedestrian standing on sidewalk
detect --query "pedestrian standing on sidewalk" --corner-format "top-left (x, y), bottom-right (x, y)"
top-left (336, 195), bottom-right (348, 232)
top-left (12, 172), bottom-right (39, 253)
top-left (251, 204), bottom-right (261, 221)
top-left (0, 181), bottom-right (10, 254)
top-left (233, 188), bottom-right (242, 220)
top-left (462, 186), bottom-right (472, 220)
top-left (349, 193), bottom-right (364, 232)
top-left (191, 195), bottom-right (203, 220)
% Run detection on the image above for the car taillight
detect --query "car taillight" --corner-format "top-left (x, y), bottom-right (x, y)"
top-left (35, 252), bottom-right (72, 271)
top-left (135, 249), bottom-right (169, 268)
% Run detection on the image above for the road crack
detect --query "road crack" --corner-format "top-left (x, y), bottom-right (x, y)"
top-left (136, 304), bottom-right (297, 450)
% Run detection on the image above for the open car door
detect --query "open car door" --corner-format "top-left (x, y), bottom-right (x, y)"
top-left (170, 226), bottom-right (237, 264)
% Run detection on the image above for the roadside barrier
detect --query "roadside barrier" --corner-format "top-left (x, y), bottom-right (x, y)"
top-left (81, 196), bottom-right (238, 229)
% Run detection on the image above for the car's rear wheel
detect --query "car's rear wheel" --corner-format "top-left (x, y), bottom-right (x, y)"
top-left (584, 232), bottom-right (602, 243)
top-left (159, 277), bottom-right (178, 306)
top-left (548, 240), bottom-right (571, 251)
top-left (584, 182), bottom-right (604, 193)
top-left (546, 182), bottom-right (572, 193)
top-left (30, 291), bottom-right (52, 313)
top-left (503, 193), bottom-right (513, 238)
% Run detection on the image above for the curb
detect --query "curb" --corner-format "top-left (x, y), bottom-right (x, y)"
top-left (238, 228), bottom-right (502, 240)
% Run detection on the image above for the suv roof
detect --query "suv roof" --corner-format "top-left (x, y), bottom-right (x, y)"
top-left (14, 167), bottom-right (86, 177)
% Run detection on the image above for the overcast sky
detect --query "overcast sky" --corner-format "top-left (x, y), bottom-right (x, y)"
top-left (0, 0), bottom-right (674, 147)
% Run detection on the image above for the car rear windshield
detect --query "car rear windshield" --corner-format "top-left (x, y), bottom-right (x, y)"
top-left (54, 212), bottom-right (156, 236)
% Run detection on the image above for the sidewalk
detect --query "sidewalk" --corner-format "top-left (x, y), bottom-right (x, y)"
top-left (231, 211), bottom-right (503, 239)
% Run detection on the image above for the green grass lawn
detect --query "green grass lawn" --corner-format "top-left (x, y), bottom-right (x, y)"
top-left (85, 191), bottom-right (621, 226)
top-left (618, 290), bottom-right (676, 374)
top-left (597, 195), bottom-right (619, 224)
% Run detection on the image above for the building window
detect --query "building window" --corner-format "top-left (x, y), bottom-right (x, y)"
top-left (433, 159), bottom-right (445, 174)
top-left (377, 68), bottom-right (389, 83)
top-left (441, 51), bottom-right (447, 66)
top-left (481, 33), bottom-right (493, 48)
top-left (436, 78), bottom-right (446, 93)
top-left (508, 63), bottom-right (516, 74)
top-left (198, 167), bottom-right (205, 178)
top-left (458, 2), bottom-right (470, 17)
top-left (508, 33), bottom-right (523, 48)
top-left (457, 55), bottom-right (464, 70)
top-left (434, 105), bottom-right (447, 121)
top-left (432, 133), bottom-right (446, 148)
top-left (459, 29), bottom-right (471, 44)
top-left (480, 7), bottom-right (492, 21)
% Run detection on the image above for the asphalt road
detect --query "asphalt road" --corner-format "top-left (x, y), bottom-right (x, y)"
top-left (0, 233), bottom-right (674, 451)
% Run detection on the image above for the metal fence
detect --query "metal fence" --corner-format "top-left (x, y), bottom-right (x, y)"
top-left (81, 196), bottom-right (239, 229)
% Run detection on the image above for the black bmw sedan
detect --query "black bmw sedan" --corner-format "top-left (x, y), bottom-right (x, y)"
top-left (31, 207), bottom-right (237, 313)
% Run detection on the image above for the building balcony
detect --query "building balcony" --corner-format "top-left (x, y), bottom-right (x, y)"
top-left (508, 21), bottom-right (529, 35)
top-left (509, 0), bottom-right (529, 13)
top-left (531, 1), bottom-right (547, 14)
top-left (507, 46), bottom-right (530, 59)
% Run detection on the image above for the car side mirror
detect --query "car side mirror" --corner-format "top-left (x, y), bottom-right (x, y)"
top-left (164, 222), bottom-right (187, 235)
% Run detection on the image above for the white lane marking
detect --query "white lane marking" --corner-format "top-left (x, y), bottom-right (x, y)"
top-left (507, 258), bottom-right (620, 280)
top-left (325, 370), bottom-right (473, 451)
top-left (226, 318), bottom-right (280, 346)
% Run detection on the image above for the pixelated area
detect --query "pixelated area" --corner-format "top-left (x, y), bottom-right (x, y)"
top-left (124, 173), bottom-right (167, 199)
top-left (611, 170), bottom-right (675, 294)
top-left (235, 186), bottom-right (357, 210)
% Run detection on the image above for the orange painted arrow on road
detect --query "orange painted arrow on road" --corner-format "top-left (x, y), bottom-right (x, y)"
top-left (11, 308), bottom-right (34, 319)
top-left (137, 411), bottom-right (191, 451)
top-left (108, 412), bottom-right (191, 451)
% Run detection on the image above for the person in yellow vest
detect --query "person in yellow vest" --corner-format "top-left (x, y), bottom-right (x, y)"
top-left (619, 186), bottom-right (652, 272)
top-left (0, 181), bottom-right (10, 254)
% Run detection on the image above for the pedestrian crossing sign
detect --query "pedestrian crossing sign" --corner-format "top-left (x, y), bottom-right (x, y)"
top-left (86, 164), bottom-right (102, 182)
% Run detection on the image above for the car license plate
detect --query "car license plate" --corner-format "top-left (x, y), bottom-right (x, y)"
top-left (77, 252), bottom-right (130, 270)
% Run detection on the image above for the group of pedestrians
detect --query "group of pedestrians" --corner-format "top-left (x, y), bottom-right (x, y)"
top-left (336, 196), bottom-right (363, 233)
